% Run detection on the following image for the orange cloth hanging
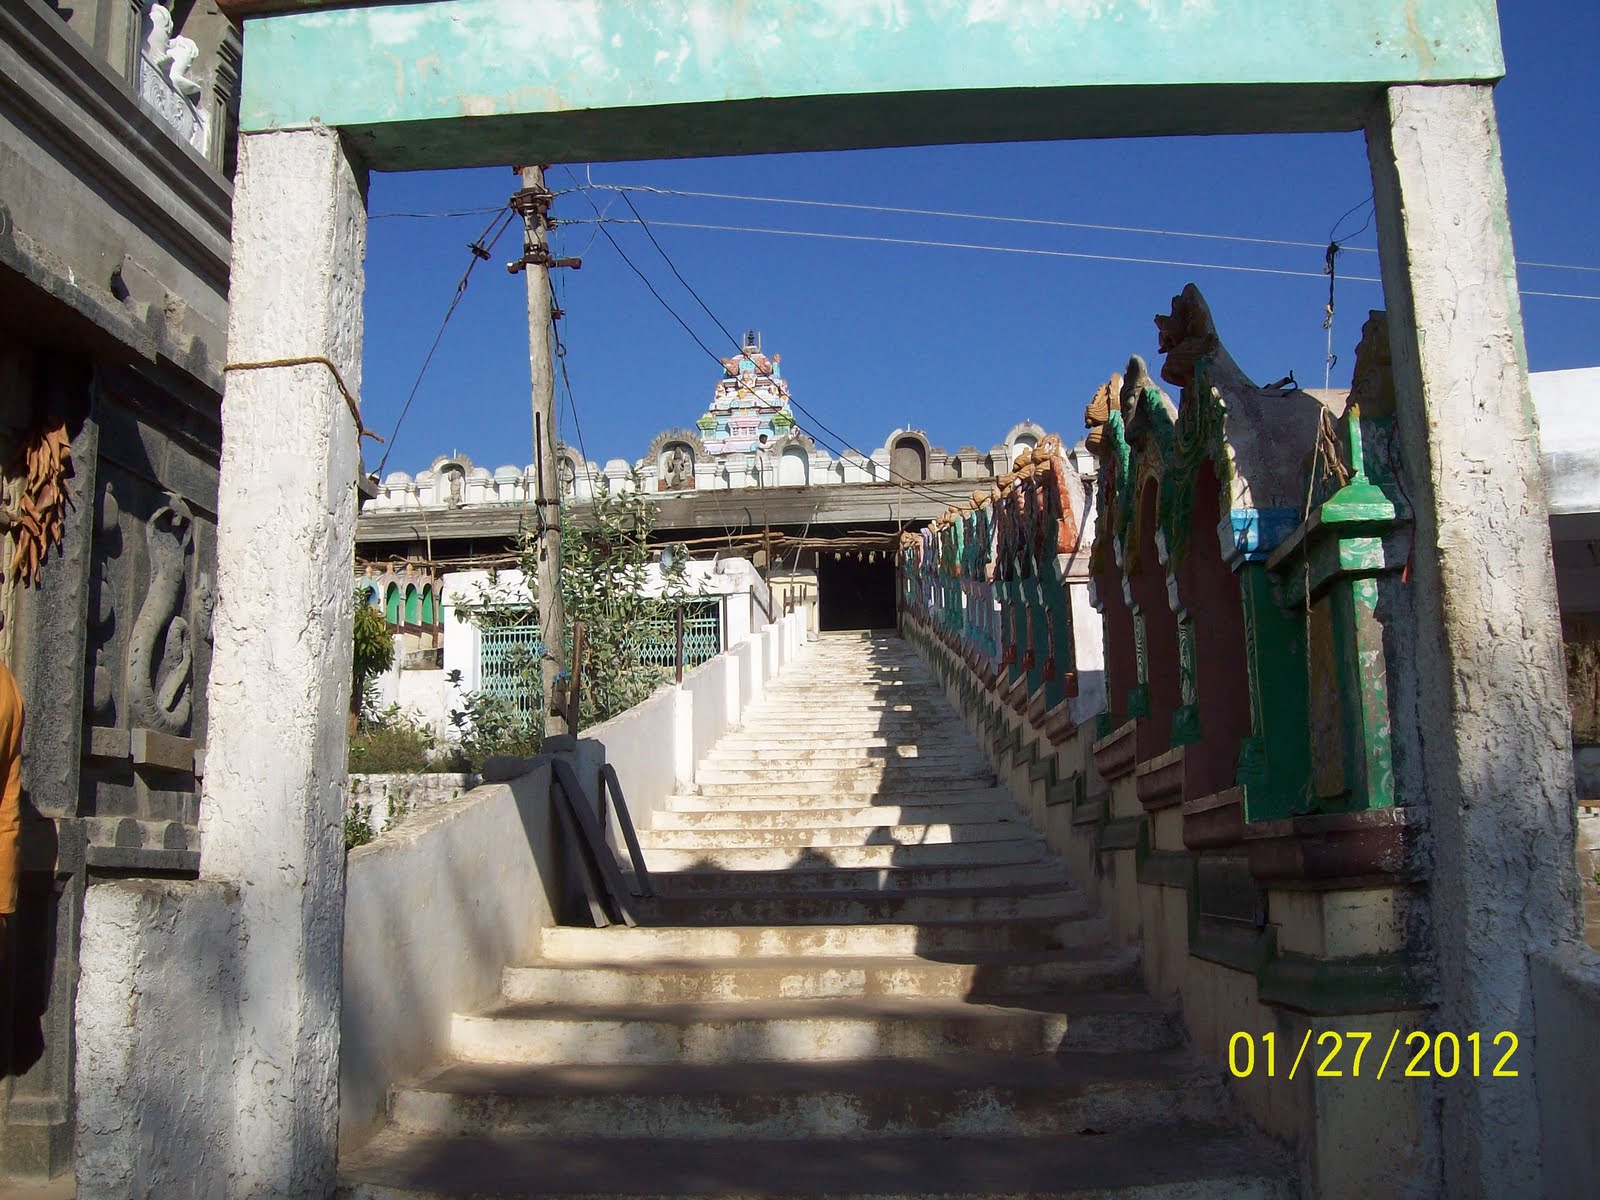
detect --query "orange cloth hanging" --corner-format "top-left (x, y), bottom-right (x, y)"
top-left (0, 661), bottom-right (22, 916)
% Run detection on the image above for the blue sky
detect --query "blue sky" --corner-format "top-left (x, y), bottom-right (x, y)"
top-left (359, 2), bottom-right (1598, 478)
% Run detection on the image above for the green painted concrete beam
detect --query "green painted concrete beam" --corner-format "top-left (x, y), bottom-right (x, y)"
top-left (238, 0), bottom-right (1504, 172)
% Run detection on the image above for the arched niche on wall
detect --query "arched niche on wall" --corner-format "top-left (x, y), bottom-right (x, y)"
top-left (384, 583), bottom-right (401, 625)
top-left (433, 458), bottom-right (468, 507)
top-left (778, 445), bottom-right (809, 486)
top-left (1004, 422), bottom-right (1046, 468)
top-left (889, 431), bottom-right (931, 483)
top-left (555, 447), bottom-right (584, 497)
top-left (421, 586), bottom-right (436, 625)
top-left (646, 428), bottom-right (706, 492)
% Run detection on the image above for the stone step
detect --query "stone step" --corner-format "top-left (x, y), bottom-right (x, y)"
top-left (758, 684), bottom-right (940, 694)
top-left (642, 860), bottom-right (1071, 896)
top-left (713, 731), bottom-right (971, 750)
top-left (691, 776), bottom-right (999, 800)
top-left (700, 752), bottom-right (985, 771)
top-left (537, 916), bottom-right (1106, 961)
top-left (338, 1125), bottom-right (1296, 1199)
top-left (641, 834), bottom-right (1046, 872)
top-left (636, 820), bottom-right (1030, 852)
top-left (662, 784), bottom-right (1012, 813)
top-left (501, 948), bottom-right (1138, 1004)
top-left (632, 884), bottom-right (1089, 926)
top-left (701, 746), bottom-right (984, 767)
top-left (648, 801), bottom-right (1011, 830)
top-left (692, 763), bottom-right (994, 787)
top-left (450, 992), bottom-right (1178, 1066)
top-left (752, 694), bottom-right (938, 702)
top-left (387, 1050), bottom-right (1225, 1139)
top-left (728, 721), bottom-right (950, 737)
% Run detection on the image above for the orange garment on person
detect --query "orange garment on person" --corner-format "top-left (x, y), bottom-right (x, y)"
top-left (0, 662), bottom-right (21, 915)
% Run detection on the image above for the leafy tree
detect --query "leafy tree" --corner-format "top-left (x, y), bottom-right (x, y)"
top-left (350, 591), bottom-right (395, 735)
top-left (451, 471), bottom-right (693, 756)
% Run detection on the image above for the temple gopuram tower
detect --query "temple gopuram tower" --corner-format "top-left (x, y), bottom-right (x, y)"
top-left (696, 331), bottom-right (799, 455)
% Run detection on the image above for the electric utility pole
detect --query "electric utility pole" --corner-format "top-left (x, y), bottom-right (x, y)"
top-left (509, 165), bottom-right (580, 735)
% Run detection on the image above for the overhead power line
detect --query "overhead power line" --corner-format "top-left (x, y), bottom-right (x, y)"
top-left (572, 216), bottom-right (1600, 303)
top-left (575, 217), bottom-right (1388, 285)
top-left (584, 183), bottom-right (1352, 254)
top-left (561, 174), bottom-right (960, 505)
top-left (375, 206), bottom-right (517, 476)
top-left (369, 205), bottom-right (509, 220)
top-left (578, 182), bottom-right (1600, 280)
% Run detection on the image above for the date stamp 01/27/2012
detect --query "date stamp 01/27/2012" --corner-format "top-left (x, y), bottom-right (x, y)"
top-left (1226, 1030), bottom-right (1521, 1081)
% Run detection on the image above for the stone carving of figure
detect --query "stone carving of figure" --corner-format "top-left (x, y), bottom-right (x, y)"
top-left (558, 459), bottom-right (576, 498)
top-left (125, 497), bottom-right (196, 736)
top-left (145, 2), bottom-right (174, 65)
top-left (445, 467), bottom-right (463, 507)
top-left (167, 36), bottom-right (203, 99)
top-left (663, 447), bottom-right (692, 489)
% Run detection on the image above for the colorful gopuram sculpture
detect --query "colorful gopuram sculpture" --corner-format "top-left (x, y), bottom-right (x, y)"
top-left (695, 331), bottom-right (796, 456)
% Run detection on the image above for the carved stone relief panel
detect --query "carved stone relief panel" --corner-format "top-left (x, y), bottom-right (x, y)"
top-left (77, 369), bottom-right (217, 857)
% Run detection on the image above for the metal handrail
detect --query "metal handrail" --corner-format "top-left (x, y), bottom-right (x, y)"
top-left (549, 757), bottom-right (644, 927)
top-left (596, 762), bottom-right (653, 899)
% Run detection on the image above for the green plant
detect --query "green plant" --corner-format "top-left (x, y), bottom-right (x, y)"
top-left (383, 787), bottom-right (411, 832)
top-left (445, 673), bottom-right (540, 769)
top-left (351, 591), bottom-right (396, 732)
top-left (344, 801), bottom-right (374, 850)
top-left (348, 704), bottom-right (441, 774)
top-left (451, 471), bottom-right (696, 744)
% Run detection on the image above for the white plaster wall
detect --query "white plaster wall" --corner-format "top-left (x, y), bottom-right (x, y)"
top-left (367, 650), bottom-right (450, 737)
top-left (340, 766), bottom-right (555, 1150)
top-left (395, 667), bottom-right (450, 734)
top-left (683, 654), bottom-right (740, 779)
top-left (1530, 367), bottom-right (1600, 518)
top-left (581, 684), bottom-right (687, 836)
top-left (1068, 584), bottom-right (1108, 726)
top-left (76, 880), bottom-right (241, 1200)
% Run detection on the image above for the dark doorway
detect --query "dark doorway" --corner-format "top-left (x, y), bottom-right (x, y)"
top-left (818, 553), bottom-right (896, 631)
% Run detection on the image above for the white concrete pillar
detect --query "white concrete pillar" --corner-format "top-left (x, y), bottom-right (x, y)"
top-left (722, 654), bottom-right (741, 730)
top-left (671, 687), bottom-right (694, 791)
top-left (741, 639), bottom-right (762, 707)
top-left (201, 126), bottom-right (366, 1198)
top-left (1368, 83), bottom-right (1582, 1199)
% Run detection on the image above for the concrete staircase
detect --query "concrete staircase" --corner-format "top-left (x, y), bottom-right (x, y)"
top-left (340, 632), bottom-right (1295, 1199)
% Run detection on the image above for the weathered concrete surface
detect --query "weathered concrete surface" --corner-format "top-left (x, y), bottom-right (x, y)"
top-left (232, 0), bottom-right (1504, 170)
top-left (199, 125), bottom-right (366, 1198)
top-left (347, 772), bottom-right (475, 832)
top-left (1532, 944), bottom-right (1600, 1198)
top-left (74, 879), bottom-right (240, 1200)
top-left (341, 767), bottom-right (556, 1150)
top-left (1369, 83), bottom-right (1581, 1198)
